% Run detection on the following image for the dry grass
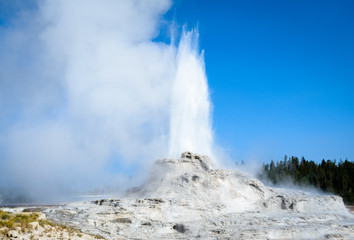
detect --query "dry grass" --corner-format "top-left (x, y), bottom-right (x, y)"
top-left (0, 209), bottom-right (106, 239)
top-left (0, 210), bottom-right (39, 229)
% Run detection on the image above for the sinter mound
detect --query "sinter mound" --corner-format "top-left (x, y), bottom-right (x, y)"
top-left (43, 152), bottom-right (353, 240)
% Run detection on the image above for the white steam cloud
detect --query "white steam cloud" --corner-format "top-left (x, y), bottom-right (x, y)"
top-left (0, 0), bottom-right (213, 200)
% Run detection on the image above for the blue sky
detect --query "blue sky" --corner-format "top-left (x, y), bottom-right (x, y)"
top-left (171, 0), bottom-right (354, 163)
top-left (0, 0), bottom-right (353, 166)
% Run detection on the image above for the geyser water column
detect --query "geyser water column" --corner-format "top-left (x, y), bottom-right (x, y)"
top-left (168, 30), bottom-right (213, 158)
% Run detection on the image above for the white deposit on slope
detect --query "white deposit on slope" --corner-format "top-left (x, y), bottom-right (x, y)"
top-left (44, 152), bottom-right (354, 240)
top-left (126, 152), bottom-right (264, 212)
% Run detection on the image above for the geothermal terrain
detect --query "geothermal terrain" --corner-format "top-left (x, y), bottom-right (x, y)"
top-left (2, 152), bottom-right (354, 239)
top-left (40, 152), bottom-right (353, 239)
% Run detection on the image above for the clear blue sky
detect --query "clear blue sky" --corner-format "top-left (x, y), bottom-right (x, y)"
top-left (171, 0), bottom-right (354, 163)
top-left (1, 0), bottom-right (353, 165)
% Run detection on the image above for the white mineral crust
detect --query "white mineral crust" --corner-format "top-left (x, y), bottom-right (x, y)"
top-left (44, 152), bottom-right (354, 239)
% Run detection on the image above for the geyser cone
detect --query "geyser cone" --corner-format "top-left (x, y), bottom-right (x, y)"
top-left (44, 152), bottom-right (353, 240)
top-left (126, 151), bottom-right (266, 212)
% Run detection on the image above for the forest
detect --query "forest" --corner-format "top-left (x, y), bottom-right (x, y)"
top-left (258, 156), bottom-right (354, 204)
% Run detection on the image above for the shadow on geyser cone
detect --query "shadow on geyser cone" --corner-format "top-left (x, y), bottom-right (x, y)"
top-left (43, 152), bottom-right (354, 240)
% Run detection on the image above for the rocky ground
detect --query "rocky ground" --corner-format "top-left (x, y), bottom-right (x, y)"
top-left (2, 152), bottom-right (354, 239)
top-left (43, 152), bottom-right (353, 239)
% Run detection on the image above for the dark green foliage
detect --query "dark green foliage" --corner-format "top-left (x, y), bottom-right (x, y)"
top-left (258, 156), bottom-right (354, 204)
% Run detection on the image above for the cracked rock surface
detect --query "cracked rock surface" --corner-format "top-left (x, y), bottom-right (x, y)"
top-left (44, 152), bottom-right (354, 239)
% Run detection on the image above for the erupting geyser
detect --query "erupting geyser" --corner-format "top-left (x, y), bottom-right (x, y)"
top-left (0, 0), bottom-right (215, 198)
top-left (169, 30), bottom-right (213, 158)
top-left (0, 1), bottom-right (353, 239)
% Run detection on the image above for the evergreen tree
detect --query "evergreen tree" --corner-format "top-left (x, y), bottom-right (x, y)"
top-left (258, 156), bottom-right (354, 204)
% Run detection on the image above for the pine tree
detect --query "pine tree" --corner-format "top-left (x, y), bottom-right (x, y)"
top-left (258, 156), bottom-right (354, 204)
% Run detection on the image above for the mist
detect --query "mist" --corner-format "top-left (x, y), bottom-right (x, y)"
top-left (0, 0), bottom-right (213, 203)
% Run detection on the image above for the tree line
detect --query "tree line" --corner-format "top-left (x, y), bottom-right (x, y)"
top-left (258, 156), bottom-right (354, 204)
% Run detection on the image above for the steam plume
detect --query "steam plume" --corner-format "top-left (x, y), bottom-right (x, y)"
top-left (0, 0), bottom-right (213, 200)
